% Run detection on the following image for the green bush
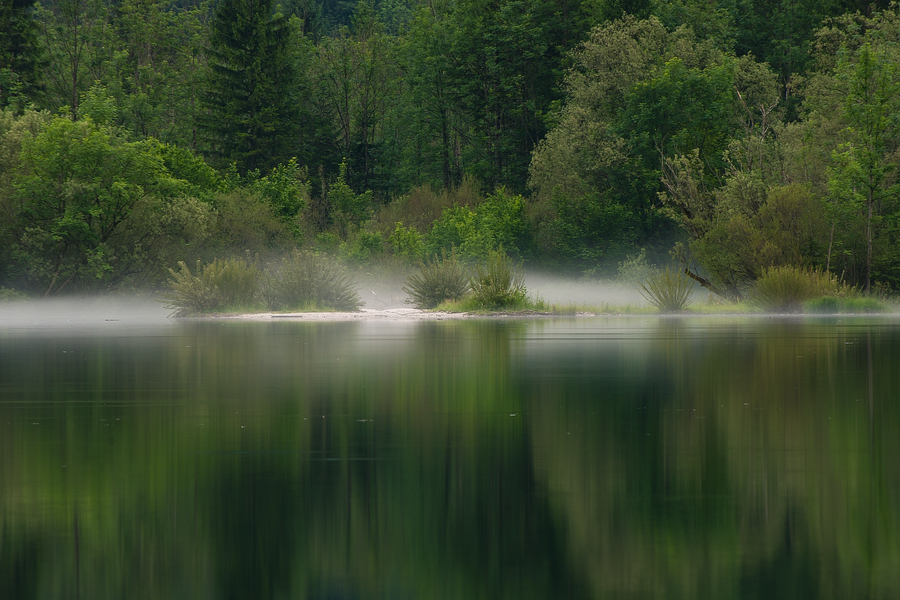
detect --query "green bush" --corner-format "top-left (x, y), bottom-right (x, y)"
top-left (388, 222), bottom-right (425, 264)
top-left (403, 250), bottom-right (469, 309)
top-left (423, 187), bottom-right (531, 261)
top-left (804, 296), bottom-right (841, 314)
top-left (752, 266), bottom-right (841, 313)
top-left (640, 267), bottom-right (694, 312)
top-left (468, 250), bottom-right (527, 309)
top-left (264, 249), bottom-right (361, 311)
top-left (341, 230), bottom-right (384, 264)
top-left (840, 297), bottom-right (887, 313)
top-left (618, 248), bottom-right (660, 287)
top-left (163, 257), bottom-right (261, 316)
top-left (803, 295), bottom-right (886, 314)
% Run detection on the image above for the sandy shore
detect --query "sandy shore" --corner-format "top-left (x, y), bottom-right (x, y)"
top-left (222, 308), bottom-right (474, 322)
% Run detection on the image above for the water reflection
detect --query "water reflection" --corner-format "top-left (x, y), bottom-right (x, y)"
top-left (1, 317), bottom-right (899, 598)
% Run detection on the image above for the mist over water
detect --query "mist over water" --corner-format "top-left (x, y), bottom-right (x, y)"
top-left (0, 296), bottom-right (171, 331)
top-left (524, 271), bottom-right (647, 307)
top-left (356, 269), bottom-right (656, 310)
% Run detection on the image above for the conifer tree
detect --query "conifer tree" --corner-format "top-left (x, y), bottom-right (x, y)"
top-left (200, 0), bottom-right (302, 173)
top-left (0, 0), bottom-right (45, 109)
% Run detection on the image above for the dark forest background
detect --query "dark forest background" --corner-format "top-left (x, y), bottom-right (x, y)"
top-left (1, 0), bottom-right (899, 297)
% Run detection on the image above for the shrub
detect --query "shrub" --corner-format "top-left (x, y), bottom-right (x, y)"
top-left (388, 222), bottom-right (425, 264)
top-left (264, 249), bottom-right (361, 311)
top-left (804, 296), bottom-right (841, 314)
top-left (163, 257), bottom-right (261, 316)
top-left (403, 250), bottom-right (469, 308)
top-left (840, 296), bottom-right (887, 313)
top-left (341, 230), bottom-right (383, 264)
top-left (640, 267), bottom-right (694, 312)
top-left (618, 248), bottom-right (660, 287)
top-left (752, 266), bottom-right (841, 312)
top-left (468, 250), bottom-right (527, 309)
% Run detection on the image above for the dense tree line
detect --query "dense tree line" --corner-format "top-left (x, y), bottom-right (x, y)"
top-left (0, 0), bottom-right (898, 296)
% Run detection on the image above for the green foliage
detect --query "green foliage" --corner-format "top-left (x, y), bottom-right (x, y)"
top-left (327, 160), bottom-right (373, 234)
top-left (200, 0), bottom-right (303, 173)
top-left (341, 230), bottom-right (384, 264)
top-left (249, 159), bottom-right (310, 223)
top-left (388, 222), bottom-right (425, 264)
top-left (639, 266), bottom-right (694, 312)
top-left (163, 257), bottom-right (261, 317)
top-left (9, 116), bottom-right (215, 294)
top-left (621, 57), bottom-right (736, 176)
top-left (751, 266), bottom-right (848, 313)
top-left (425, 188), bottom-right (530, 260)
top-left (0, 286), bottom-right (30, 301)
top-left (208, 189), bottom-right (293, 257)
top-left (403, 249), bottom-right (469, 309)
top-left (617, 248), bottom-right (659, 286)
top-left (0, 0), bottom-right (44, 110)
top-left (468, 250), bottom-right (527, 310)
top-left (374, 178), bottom-right (482, 235)
top-left (263, 249), bottom-right (361, 311)
top-left (551, 191), bottom-right (640, 275)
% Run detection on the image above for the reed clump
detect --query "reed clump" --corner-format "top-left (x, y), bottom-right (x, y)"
top-left (164, 257), bottom-right (261, 316)
top-left (467, 250), bottom-right (527, 310)
top-left (263, 249), bottom-right (361, 311)
top-left (403, 249), bottom-right (469, 308)
top-left (640, 267), bottom-right (693, 312)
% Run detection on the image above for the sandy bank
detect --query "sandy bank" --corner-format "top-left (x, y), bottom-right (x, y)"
top-left (222, 308), bottom-right (474, 322)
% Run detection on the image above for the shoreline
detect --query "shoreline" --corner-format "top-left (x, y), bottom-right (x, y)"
top-left (216, 308), bottom-right (474, 322)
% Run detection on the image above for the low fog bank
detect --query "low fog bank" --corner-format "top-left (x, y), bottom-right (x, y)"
top-left (524, 272), bottom-right (649, 308)
top-left (354, 269), bottom-right (659, 310)
top-left (0, 295), bottom-right (171, 328)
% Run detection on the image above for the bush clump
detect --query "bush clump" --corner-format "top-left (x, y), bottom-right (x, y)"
top-left (640, 267), bottom-right (694, 312)
top-left (468, 250), bottom-right (527, 309)
top-left (403, 250), bottom-right (469, 309)
top-left (263, 249), bottom-right (361, 311)
top-left (164, 257), bottom-right (261, 316)
top-left (752, 266), bottom-right (844, 312)
top-left (804, 295), bottom-right (886, 314)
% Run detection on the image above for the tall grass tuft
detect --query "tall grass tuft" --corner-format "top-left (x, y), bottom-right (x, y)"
top-left (752, 266), bottom-right (843, 313)
top-left (164, 257), bottom-right (261, 316)
top-left (403, 249), bottom-right (469, 308)
top-left (264, 249), bottom-right (361, 311)
top-left (640, 267), bottom-right (694, 312)
top-left (468, 250), bottom-right (527, 309)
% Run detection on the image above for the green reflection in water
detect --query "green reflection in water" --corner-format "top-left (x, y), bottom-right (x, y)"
top-left (1, 317), bottom-right (899, 599)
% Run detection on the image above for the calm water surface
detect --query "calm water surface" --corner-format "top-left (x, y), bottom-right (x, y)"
top-left (1, 314), bottom-right (899, 599)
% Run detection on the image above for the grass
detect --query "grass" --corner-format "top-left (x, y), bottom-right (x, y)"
top-left (434, 294), bottom-right (549, 313)
top-left (803, 296), bottom-right (888, 314)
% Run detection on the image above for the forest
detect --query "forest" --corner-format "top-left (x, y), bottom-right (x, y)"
top-left (1, 0), bottom-right (899, 299)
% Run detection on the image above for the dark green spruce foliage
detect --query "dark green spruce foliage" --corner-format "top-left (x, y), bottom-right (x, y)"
top-left (201, 0), bottom-right (301, 173)
top-left (0, 0), bottom-right (44, 109)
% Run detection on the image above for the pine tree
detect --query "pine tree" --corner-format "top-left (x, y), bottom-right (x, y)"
top-left (200, 0), bottom-right (302, 173)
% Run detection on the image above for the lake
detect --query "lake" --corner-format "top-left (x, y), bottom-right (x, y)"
top-left (1, 311), bottom-right (899, 599)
